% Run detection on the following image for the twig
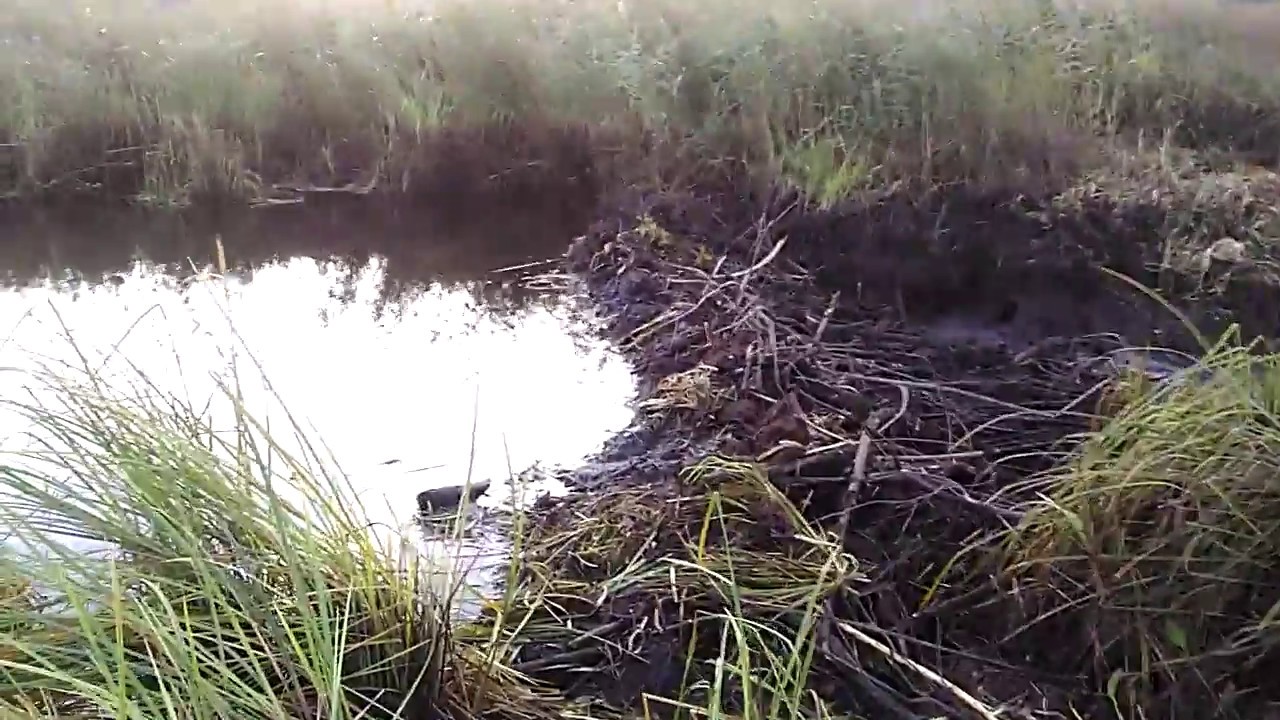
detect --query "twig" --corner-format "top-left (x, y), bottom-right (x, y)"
top-left (810, 290), bottom-right (842, 348)
top-left (729, 235), bottom-right (789, 281)
top-left (835, 415), bottom-right (880, 547)
top-left (512, 646), bottom-right (605, 673)
top-left (567, 618), bottom-right (632, 649)
top-left (896, 451), bottom-right (985, 462)
top-left (489, 257), bottom-right (559, 274)
top-left (883, 384), bottom-right (910, 433)
top-left (839, 374), bottom-right (1094, 420)
top-left (837, 621), bottom-right (1004, 720)
top-left (816, 614), bottom-right (926, 720)
top-left (755, 439), bottom-right (807, 463)
top-left (872, 471), bottom-right (1024, 523)
top-left (804, 438), bottom-right (855, 457)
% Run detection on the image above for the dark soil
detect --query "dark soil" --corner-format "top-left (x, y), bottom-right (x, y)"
top-left (515, 169), bottom-right (1280, 719)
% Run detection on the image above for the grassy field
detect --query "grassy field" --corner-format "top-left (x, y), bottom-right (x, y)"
top-left (2, 0), bottom-right (1279, 205)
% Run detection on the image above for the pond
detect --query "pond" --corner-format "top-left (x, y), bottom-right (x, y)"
top-left (0, 197), bottom-right (637, 603)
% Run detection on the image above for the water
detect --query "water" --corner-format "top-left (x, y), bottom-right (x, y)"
top-left (0, 199), bottom-right (636, 601)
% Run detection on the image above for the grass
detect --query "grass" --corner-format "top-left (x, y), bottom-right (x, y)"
top-left (0, 361), bottom-right (465, 718)
top-left (3, 0), bottom-right (1280, 205)
top-left (0, 350), bottom-right (856, 718)
top-left (1003, 330), bottom-right (1280, 717)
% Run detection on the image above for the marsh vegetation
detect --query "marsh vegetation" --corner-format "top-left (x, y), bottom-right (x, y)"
top-left (2, 0), bottom-right (1277, 204)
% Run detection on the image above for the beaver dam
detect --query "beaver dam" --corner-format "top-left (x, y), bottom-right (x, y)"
top-left (4, 0), bottom-right (1280, 719)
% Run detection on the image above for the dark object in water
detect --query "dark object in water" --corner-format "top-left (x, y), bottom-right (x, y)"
top-left (416, 481), bottom-right (490, 513)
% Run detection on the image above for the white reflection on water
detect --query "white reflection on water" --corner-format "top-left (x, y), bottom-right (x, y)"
top-left (0, 254), bottom-right (635, 597)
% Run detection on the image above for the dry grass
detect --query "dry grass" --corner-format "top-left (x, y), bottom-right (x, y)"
top-left (2, 0), bottom-right (1279, 204)
top-left (1123, 0), bottom-right (1280, 69)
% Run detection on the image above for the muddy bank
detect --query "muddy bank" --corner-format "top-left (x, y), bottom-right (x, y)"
top-left (511, 167), bottom-right (1280, 718)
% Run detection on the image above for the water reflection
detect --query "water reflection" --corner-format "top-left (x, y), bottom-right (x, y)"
top-left (0, 201), bottom-right (636, 584)
top-left (0, 196), bottom-right (591, 317)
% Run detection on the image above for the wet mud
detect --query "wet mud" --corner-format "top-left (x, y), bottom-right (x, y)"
top-left (518, 174), bottom-right (1280, 719)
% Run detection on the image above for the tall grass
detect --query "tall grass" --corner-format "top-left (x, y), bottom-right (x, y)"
top-left (1004, 332), bottom-right (1280, 716)
top-left (0, 354), bottom-right (853, 718)
top-left (2, 0), bottom-right (1278, 204)
top-left (0, 361), bottom-right (464, 718)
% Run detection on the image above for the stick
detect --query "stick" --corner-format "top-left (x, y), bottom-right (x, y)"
top-left (836, 621), bottom-right (1003, 720)
top-left (512, 646), bottom-right (605, 673)
top-left (728, 236), bottom-right (788, 281)
top-left (834, 414), bottom-right (880, 548)
top-left (488, 257), bottom-right (559, 274)
top-left (810, 290), bottom-right (841, 348)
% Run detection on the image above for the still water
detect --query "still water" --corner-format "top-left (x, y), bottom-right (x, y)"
top-left (0, 199), bottom-right (636, 591)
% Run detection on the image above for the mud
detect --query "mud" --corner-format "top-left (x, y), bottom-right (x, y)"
top-left (528, 173), bottom-right (1280, 719)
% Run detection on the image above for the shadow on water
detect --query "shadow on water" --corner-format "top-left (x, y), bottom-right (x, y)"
top-left (0, 195), bottom-right (637, 605)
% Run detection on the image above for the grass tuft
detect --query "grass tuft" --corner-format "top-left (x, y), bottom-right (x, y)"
top-left (0, 361), bottom-right (515, 719)
top-left (1004, 330), bottom-right (1280, 716)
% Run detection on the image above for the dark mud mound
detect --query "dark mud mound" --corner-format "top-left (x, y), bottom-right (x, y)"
top-left (569, 184), bottom-right (1135, 483)
top-left (776, 178), bottom-right (1280, 353)
top-left (547, 169), bottom-right (1280, 719)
